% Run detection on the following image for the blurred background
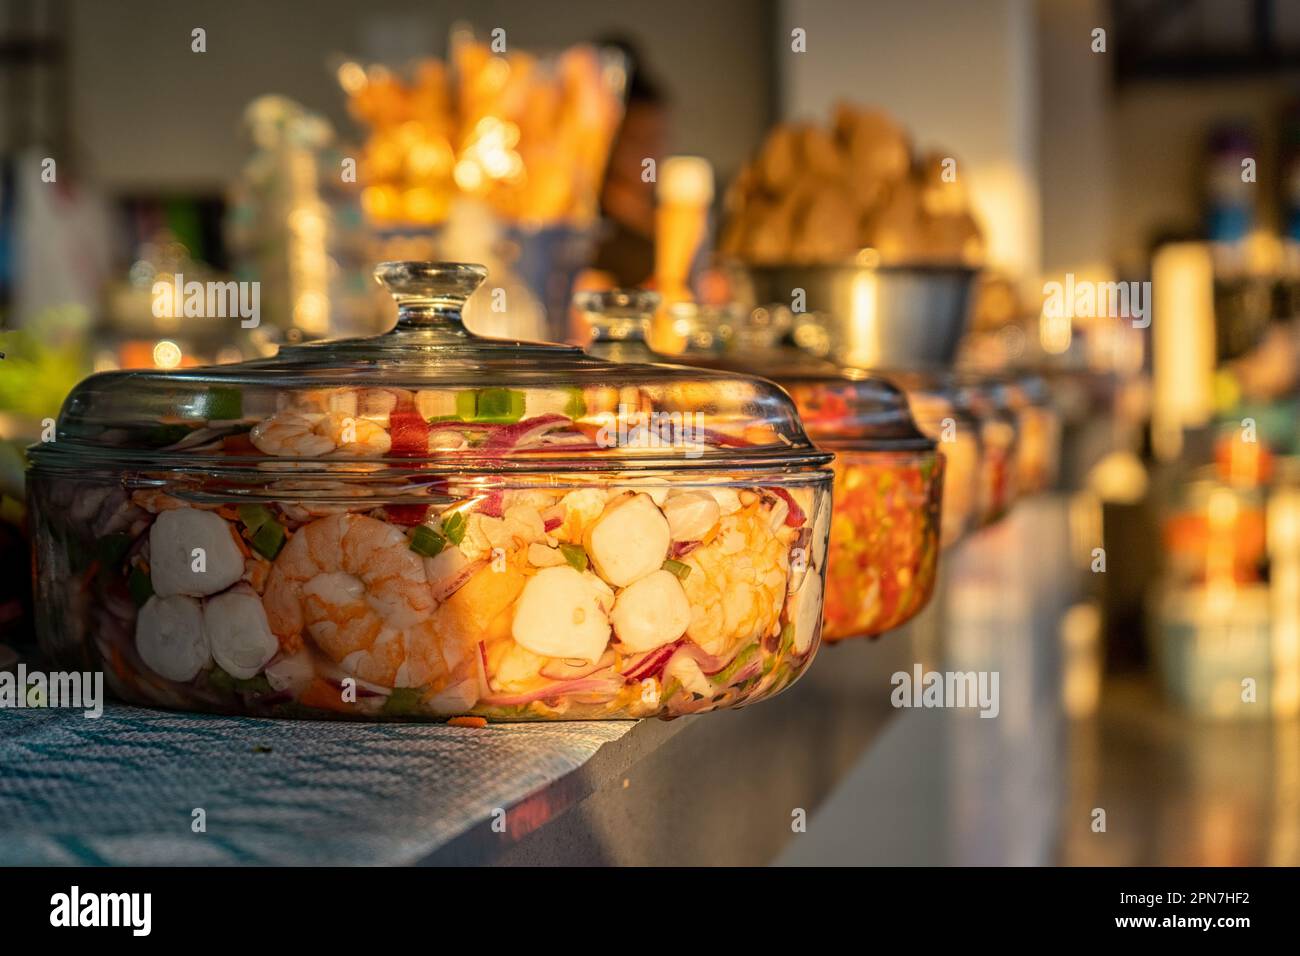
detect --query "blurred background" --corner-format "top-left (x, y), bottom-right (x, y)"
top-left (4, 0), bottom-right (1300, 864)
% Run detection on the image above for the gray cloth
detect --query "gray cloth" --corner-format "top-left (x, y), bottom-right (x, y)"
top-left (0, 704), bottom-right (634, 865)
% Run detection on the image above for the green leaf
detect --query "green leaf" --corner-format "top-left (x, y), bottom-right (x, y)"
top-left (409, 525), bottom-right (446, 557)
top-left (559, 543), bottom-right (589, 571)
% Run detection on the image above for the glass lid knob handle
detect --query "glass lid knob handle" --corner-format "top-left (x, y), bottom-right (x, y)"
top-left (373, 261), bottom-right (487, 333)
top-left (574, 288), bottom-right (660, 343)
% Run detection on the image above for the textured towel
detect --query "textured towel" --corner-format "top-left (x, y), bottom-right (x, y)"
top-left (0, 704), bottom-right (634, 865)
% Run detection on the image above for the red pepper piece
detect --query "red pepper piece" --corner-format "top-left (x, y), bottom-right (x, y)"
top-left (389, 409), bottom-right (429, 458)
top-left (386, 504), bottom-right (429, 526)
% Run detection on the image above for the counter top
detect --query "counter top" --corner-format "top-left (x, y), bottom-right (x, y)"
top-left (0, 625), bottom-right (919, 866)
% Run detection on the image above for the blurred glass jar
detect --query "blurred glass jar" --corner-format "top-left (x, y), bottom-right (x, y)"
top-left (615, 298), bottom-right (944, 642)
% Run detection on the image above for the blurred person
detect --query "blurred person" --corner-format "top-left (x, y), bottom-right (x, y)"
top-left (592, 36), bottom-right (670, 287)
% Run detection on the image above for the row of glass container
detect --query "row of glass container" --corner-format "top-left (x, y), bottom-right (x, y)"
top-left (27, 262), bottom-right (1058, 721)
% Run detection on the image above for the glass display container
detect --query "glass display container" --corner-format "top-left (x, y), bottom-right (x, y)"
top-left (638, 301), bottom-right (943, 642)
top-left (27, 263), bottom-right (833, 721)
top-left (1001, 372), bottom-right (1061, 496)
top-left (874, 369), bottom-right (982, 548)
top-left (954, 373), bottom-right (1021, 527)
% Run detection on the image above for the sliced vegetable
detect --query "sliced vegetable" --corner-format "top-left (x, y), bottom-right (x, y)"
top-left (441, 510), bottom-right (468, 545)
top-left (661, 558), bottom-right (691, 581)
top-left (770, 487), bottom-right (806, 527)
top-left (385, 503), bottom-right (428, 526)
top-left (409, 525), bottom-right (446, 557)
top-left (448, 715), bottom-right (488, 728)
top-left (237, 503), bottom-right (274, 532)
top-left (249, 519), bottom-right (286, 560)
top-left (559, 543), bottom-right (589, 572)
top-left (202, 387), bottom-right (243, 421)
top-left (658, 678), bottom-right (682, 706)
top-left (389, 408), bottom-right (430, 457)
top-left (209, 667), bottom-right (275, 696)
top-left (711, 643), bottom-right (759, 686)
top-left (382, 687), bottom-right (426, 716)
top-left (456, 388), bottom-right (525, 424)
top-left (562, 387), bottom-right (586, 419)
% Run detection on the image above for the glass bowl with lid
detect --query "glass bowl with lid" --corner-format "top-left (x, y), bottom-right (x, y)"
top-left (27, 263), bottom-right (833, 721)
top-left (869, 369), bottom-right (982, 548)
top-left (952, 373), bottom-right (1022, 526)
top-left (609, 296), bottom-right (944, 643)
top-left (1000, 371), bottom-right (1061, 496)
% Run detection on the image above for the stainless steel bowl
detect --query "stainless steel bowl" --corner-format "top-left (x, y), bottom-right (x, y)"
top-left (742, 263), bottom-right (979, 369)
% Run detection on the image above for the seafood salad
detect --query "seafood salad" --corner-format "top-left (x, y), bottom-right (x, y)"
top-left (30, 386), bottom-right (830, 721)
top-left (782, 379), bottom-right (942, 641)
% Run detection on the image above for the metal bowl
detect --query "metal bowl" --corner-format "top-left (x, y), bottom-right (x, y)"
top-left (742, 262), bottom-right (979, 369)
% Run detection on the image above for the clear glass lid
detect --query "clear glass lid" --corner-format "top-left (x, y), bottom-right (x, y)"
top-left (31, 263), bottom-right (829, 474)
top-left (651, 303), bottom-right (933, 452)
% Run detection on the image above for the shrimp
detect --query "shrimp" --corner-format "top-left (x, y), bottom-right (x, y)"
top-left (263, 513), bottom-right (477, 695)
top-left (251, 410), bottom-right (392, 457)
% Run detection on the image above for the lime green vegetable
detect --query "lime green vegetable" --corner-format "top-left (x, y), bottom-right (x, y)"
top-left (208, 667), bottom-right (273, 696)
top-left (250, 520), bottom-right (285, 560)
top-left (237, 503), bottom-right (274, 532)
top-left (201, 387), bottom-right (242, 421)
top-left (711, 643), bottom-right (759, 686)
top-left (560, 543), bottom-right (589, 571)
top-left (562, 387), bottom-right (587, 419)
top-left (146, 424), bottom-right (194, 447)
top-left (778, 622), bottom-right (795, 655)
top-left (409, 525), bottom-right (446, 557)
top-left (661, 558), bottom-right (691, 581)
top-left (441, 511), bottom-right (468, 545)
top-left (658, 678), bottom-right (681, 705)
top-left (382, 687), bottom-right (426, 716)
top-left (455, 388), bottom-right (525, 423)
